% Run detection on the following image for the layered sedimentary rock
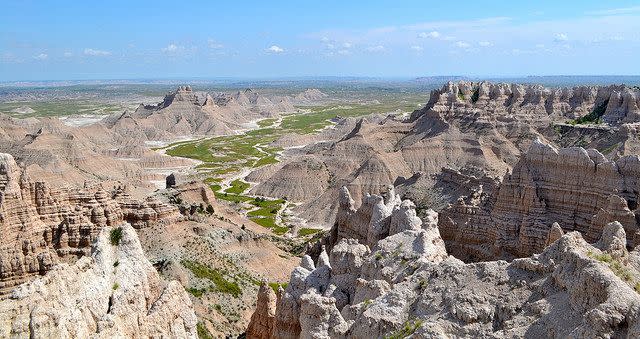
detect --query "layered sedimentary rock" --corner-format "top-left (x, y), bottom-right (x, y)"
top-left (250, 81), bottom-right (640, 229)
top-left (248, 188), bottom-right (640, 338)
top-left (412, 81), bottom-right (640, 125)
top-left (439, 140), bottom-right (640, 261)
top-left (0, 153), bottom-right (181, 292)
top-left (0, 223), bottom-right (198, 338)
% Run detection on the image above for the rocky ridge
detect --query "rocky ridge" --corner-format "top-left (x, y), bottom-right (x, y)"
top-left (0, 223), bottom-right (197, 338)
top-left (0, 153), bottom-right (182, 293)
top-left (439, 140), bottom-right (640, 261)
top-left (247, 187), bottom-right (640, 338)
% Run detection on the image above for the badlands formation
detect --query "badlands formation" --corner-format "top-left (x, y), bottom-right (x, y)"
top-left (250, 81), bottom-right (640, 227)
top-left (245, 81), bottom-right (640, 338)
top-left (3, 80), bottom-right (640, 338)
top-left (0, 86), bottom-right (310, 337)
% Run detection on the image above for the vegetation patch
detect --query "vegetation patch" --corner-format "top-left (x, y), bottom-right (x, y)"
top-left (196, 322), bottom-right (213, 339)
top-left (224, 179), bottom-right (250, 194)
top-left (181, 260), bottom-right (242, 298)
top-left (569, 99), bottom-right (609, 125)
top-left (268, 282), bottom-right (289, 293)
top-left (298, 228), bottom-right (322, 236)
top-left (109, 227), bottom-right (123, 246)
top-left (187, 287), bottom-right (206, 298)
top-left (257, 118), bottom-right (278, 127)
top-left (385, 319), bottom-right (424, 339)
top-left (471, 87), bottom-right (480, 103)
top-left (588, 251), bottom-right (635, 284)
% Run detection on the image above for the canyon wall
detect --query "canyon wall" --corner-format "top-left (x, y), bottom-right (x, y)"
top-left (439, 140), bottom-right (640, 261)
top-left (0, 153), bottom-right (182, 293)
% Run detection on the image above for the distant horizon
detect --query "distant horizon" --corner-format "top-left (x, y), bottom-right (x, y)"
top-left (3, 74), bottom-right (640, 84)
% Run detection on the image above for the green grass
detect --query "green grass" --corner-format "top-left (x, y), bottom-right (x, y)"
top-left (110, 227), bottom-right (123, 246)
top-left (568, 99), bottom-right (609, 125)
top-left (214, 192), bottom-right (253, 203)
top-left (600, 143), bottom-right (620, 155)
top-left (247, 207), bottom-right (279, 218)
top-left (254, 154), bottom-right (279, 167)
top-left (298, 228), bottom-right (322, 236)
top-left (181, 260), bottom-right (242, 298)
top-left (385, 319), bottom-right (424, 339)
top-left (196, 322), bottom-right (213, 339)
top-left (187, 287), bottom-right (206, 298)
top-left (224, 179), bottom-right (250, 194)
top-left (268, 282), bottom-right (289, 293)
top-left (257, 118), bottom-right (278, 127)
top-left (250, 216), bottom-right (277, 228)
top-left (588, 251), bottom-right (635, 284)
top-left (0, 100), bottom-right (125, 118)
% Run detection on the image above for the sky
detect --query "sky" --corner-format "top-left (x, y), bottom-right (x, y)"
top-left (1, 0), bottom-right (640, 81)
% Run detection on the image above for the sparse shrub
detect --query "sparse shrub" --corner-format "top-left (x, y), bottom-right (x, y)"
top-left (385, 319), bottom-right (424, 339)
top-left (187, 287), bottom-right (205, 298)
top-left (112, 283), bottom-right (119, 290)
top-left (196, 322), bottom-right (213, 339)
top-left (375, 252), bottom-right (384, 261)
top-left (110, 227), bottom-right (123, 246)
top-left (181, 260), bottom-right (242, 298)
top-left (205, 204), bottom-right (214, 214)
top-left (471, 87), bottom-right (480, 103)
top-left (113, 261), bottom-right (119, 268)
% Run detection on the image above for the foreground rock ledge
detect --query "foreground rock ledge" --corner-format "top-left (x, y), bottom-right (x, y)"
top-left (247, 187), bottom-right (640, 338)
top-left (0, 223), bottom-right (197, 338)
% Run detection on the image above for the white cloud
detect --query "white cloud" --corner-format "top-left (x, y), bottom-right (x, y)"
top-left (535, 44), bottom-right (545, 49)
top-left (34, 53), bottom-right (48, 60)
top-left (325, 43), bottom-right (336, 50)
top-left (410, 45), bottom-right (423, 51)
top-left (342, 42), bottom-right (352, 48)
top-left (586, 6), bottom-right (640, 16)
top-left (320, 36), bottom-right (330, 42)
top-left (366, 45), bottom-right (385, 52)
top-left (266, 45), bottom-right (284, 53)
top-left (418, 31), bottom-right (440, 39)
top-left (455, 41), bottom-right (471, 48)
top-left (337, 49), bottom-right (351, 55)
top-left (554, 33), bottom-right (568, 42)
top-left (63, 52), bottom-right (73, 57)
top-left (207, 39), bottom-right (224, 49)
top-left (84, 48), bottom-right (111, 56)
top-left (478, 41), bottom-right (493, 47)
top-left (162, 44), bottom-right (180, 53)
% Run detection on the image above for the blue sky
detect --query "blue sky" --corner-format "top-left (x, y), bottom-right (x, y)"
top-left (1, 0), bottom-right (640, 81)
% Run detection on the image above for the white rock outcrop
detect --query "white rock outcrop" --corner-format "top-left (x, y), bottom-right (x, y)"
top-left (0, 223), bottom-right (197, 338)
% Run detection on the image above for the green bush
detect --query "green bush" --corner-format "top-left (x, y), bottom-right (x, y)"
top-left (385, 319), bottom-right (424, 339)
top-left (110, 227), bottom-right (123, 246)
top-left (196, 322), bottom-right (213, 339)
top-left (181, 260), bottom-right (242, 298)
